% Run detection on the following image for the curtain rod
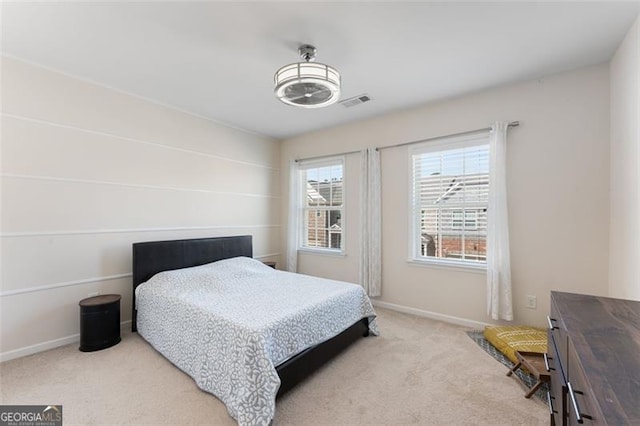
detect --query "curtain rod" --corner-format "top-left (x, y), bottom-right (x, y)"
top-left (376, 121), bottom-right (519, 152)
top-left (294, 149), bottom-right (361, 163)
top-left (294, 121), bottom-right (519, 162)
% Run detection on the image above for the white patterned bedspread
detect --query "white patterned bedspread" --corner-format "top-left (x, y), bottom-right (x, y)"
top-left (135, 256), bottom-right (378, 425)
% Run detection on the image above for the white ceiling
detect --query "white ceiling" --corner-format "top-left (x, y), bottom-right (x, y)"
top-left (2, 1), bottom-right (639, 139)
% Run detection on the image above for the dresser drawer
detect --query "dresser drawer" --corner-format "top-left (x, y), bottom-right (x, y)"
top-left (548, 372), bottom-right (565, 425)
top-left (548, 297), bottom-right (568, 382)
top-left (566, 340), bottom-right (601, 425)
top-left (547, 332), bottom-right (566, 426)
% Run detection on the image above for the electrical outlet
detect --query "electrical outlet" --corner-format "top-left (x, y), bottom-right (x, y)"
top-left (526, 295), bottom-right (537, 309)
top-left (88, 292), bottom-right (100, 298)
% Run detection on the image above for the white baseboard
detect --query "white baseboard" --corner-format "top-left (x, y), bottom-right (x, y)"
top-left (3, 304), bottom-right (490, 362)
top-left (0, 334), bottom-right (80, 363)
top-left (372, 300), bottom-right (491, 329)
top-left (1, 320), bottom-right (132, 363)
top-left (120, 320), bottom-right (132, 334)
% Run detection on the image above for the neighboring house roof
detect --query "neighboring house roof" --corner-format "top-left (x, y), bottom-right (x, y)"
top-left (308, 179), bottom-right (343, 206)
top-left (306, 182), bottom-right (327, 204)
top-left (418, 173), bottom-right (488, 206)
top-left (419, 173), bottom-right (488, 236)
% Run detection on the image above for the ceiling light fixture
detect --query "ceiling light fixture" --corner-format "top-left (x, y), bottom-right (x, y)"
top-left (274, 44), bottom-right (341, 108)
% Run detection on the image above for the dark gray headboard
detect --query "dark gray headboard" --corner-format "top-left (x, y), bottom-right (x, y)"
top-left (131, 235), bottom-right (252, 332)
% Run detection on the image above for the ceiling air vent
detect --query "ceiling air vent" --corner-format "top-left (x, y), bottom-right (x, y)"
top-left (339, 94), bottom-right (372, 108)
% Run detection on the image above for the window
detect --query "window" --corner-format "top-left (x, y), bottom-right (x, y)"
top-left (411, 134), bottom-right (489, 266)
top-left (452, 210), bottom-right (478, 230)
top-left (298, 158), bottom-right (344, 252)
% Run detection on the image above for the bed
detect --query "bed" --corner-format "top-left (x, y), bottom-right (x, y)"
top-left (131, 235), bottom-right (377, 425)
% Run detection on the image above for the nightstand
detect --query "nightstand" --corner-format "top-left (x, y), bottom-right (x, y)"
top-left (79, 294), bottom-right (121, 352)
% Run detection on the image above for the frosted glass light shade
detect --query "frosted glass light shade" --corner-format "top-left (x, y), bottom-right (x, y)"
top-left (274, 62), bottom-right (341, 108)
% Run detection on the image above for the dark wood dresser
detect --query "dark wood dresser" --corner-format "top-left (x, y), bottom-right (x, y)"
top-left (546, 291), bottom-right (640, 425)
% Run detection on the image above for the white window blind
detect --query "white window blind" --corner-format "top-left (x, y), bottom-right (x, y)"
top-left (411, 134), bottom-right (490, 265)
top-left (298, 158), bottom-right (344, 251)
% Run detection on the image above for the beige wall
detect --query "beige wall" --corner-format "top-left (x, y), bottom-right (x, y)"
top-left (282, 64), bottom-right (611, 328)
top-left (0, 57), bottom-right (281, 361)
top-left (609, 16), bottom-right (640, 301)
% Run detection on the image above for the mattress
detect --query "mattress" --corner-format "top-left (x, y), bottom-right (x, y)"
top-left (135, 256), bottom-right (378, 425)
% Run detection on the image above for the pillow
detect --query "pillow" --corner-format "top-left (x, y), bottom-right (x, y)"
top-left (483, 325), bottom-right (547, 364)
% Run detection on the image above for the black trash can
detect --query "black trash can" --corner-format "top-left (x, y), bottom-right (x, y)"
top-left (79, 294), bottom-right (121, 352)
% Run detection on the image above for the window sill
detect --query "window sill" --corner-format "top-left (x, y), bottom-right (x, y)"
top-left (298, 248), bottom-right (346, 257)
top-left (407, 259), bottom-right (486, 274)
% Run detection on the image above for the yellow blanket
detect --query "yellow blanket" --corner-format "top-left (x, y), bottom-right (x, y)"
top-left (483, 326), bottom-right (547, 364)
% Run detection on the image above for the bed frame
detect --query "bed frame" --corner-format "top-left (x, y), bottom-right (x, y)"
top-left (131, 235), bottom-right (370, 398)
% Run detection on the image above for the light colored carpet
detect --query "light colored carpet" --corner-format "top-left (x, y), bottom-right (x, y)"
top-left (0, 308), bottom-right (548, 425)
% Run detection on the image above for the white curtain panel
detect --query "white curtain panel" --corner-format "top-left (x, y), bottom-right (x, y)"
top-left (487, 122), bottom-right (513, 320)
top-left (286, 160), bottom-right (300, 272)
top-left (359, 148), bottom-right (382, 297)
